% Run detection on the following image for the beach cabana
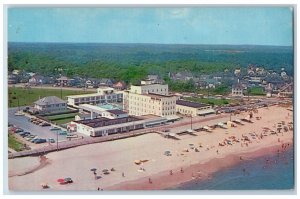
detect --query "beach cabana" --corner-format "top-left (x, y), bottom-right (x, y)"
top-left (203, 126), bottom-right (212, 132)
top-left (134, 160), bottom-right (141, 165)
top-left (227, 121), bottom-right (236, 127)
top-left (217, 122), bottom-right (227, 129)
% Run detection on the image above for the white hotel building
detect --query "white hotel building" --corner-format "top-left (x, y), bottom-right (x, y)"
top-left (67, 87), bottom-right (123, 107)
top-left (123, 80), bottom-right (177, 118)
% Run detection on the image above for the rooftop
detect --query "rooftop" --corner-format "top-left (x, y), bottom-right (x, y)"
top-left (34, 96), bottom-right (66, 106)
top-left (145, 93), bottom-right (174, 99)
top-left (106, 109), bottom-right (127, 115)
top-left (232, 84), bottom-right (244, 90)
top-left (75, 116), bottom-right (141, 128)
top-left (176, 100), bottom-right (210, 108)
top-left (67, 93), bottom-right (103, 98)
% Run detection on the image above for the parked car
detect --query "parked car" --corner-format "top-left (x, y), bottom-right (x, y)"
top-left (20, 132), bottom-right (31, 137)
top-left (26, 135), bottom-right (37, 141)
top-left (40, 122), bottom-right (51, 127)
top-left (15, 128), bottom-right (24, 133)
top-left (48, 138), bottom-right (55, 143)
top-left (66, 134), bottom-right (78, 138)
top-left (34, 139), bottom-right (47, 144)
top-left (31, 137), bottom-right (40, 143)
top-left (50, 127), bottom-right (61, 131)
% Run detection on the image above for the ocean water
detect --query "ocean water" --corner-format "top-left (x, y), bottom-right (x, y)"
top-left (174, 147), bottom-right (294, 190)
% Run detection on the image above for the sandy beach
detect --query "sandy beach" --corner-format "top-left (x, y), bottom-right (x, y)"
top-left (8, 105), bottom-right (294, 191)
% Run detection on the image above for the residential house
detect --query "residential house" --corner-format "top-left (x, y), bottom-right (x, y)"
top-left (8, 74), bottom-right (18, 84)
top-left (232, 83), bottom-right (244, 97)
top-left (99, 78), bottom-right (114, 87)
top-left (29, 75), bottom-right (46, 85)
top-left (12, 70), bottom-right (21, 75)
top-left (34, 96), bottom-right (67, 113)
top-left (234, 68), bottom-right (241, 76)
top-left (113, 81), bottom-right (127, 90)
top-left (56, 76), bottom-right (75, 87)
top-left (85, 78), bottom-right (101, 88)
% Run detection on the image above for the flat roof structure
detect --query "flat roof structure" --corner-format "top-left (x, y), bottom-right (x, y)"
top-left (145, 93), bottom-right (175, 99)
top-left (67, 93), bottom-right (103, 98)
top-left (75, 116), bottom-right (141, 128)
top-left (106, 109), bottom-right (127, 115)
top-left (176, 100), bottom-right (210, 108)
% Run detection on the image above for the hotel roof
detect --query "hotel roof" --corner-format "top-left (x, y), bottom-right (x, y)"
top-left (106, 109), bottom-right (127, 115)
top-left (145, 93), bottom-right (175, 99)
top-left (176, 100), bottom-right (210, 108)
top-left (75, 116), bottom-right (141, 128)
top-left (67, 93), bottom-right (104, 98)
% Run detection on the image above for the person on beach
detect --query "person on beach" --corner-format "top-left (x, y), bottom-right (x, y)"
top-left (181, 167), bottom-right (184, 173)
top-left (97, 187), bottom-right (100, 191)
top-left (170, 170), bottom-right (173, 175)
top-left (122, 172), bottom-right (125, 177)
top-left (148, 178), bottom-right (152, 184)
top-left (240, 156), bottom-right (243, 161)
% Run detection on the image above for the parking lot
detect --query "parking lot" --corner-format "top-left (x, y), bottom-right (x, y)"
top-left (8, 107), bottom-right (68, 142)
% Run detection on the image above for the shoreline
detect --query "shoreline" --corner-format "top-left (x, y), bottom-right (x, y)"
top-left (8, 105), bottom-right (294, 191)
top-left (107, 141), bottom-right (293, 190)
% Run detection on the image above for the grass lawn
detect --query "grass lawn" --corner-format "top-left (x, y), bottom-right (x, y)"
top-left (46, 113), bottom-right (78, 120)
top-left (248, 87), bottom-right (265, 96)
top-left (184, 97), bottom-right (233, 106)
top-left (51, 118), bottom-right (75, 125)
top-left (8, 87), bottom-right (94, 108)
top-left (8, 134), bottom-right (24, 152)
top-left (46, 112), bottom-right (78, 125)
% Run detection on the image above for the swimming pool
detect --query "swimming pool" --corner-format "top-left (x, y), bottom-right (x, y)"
top-left (97, 103), bottom-right (123, 110)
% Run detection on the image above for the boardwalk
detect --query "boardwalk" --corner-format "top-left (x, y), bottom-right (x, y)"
top-left (8, 114), bottom-right (229, 159)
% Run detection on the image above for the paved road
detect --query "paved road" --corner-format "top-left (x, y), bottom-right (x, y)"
top-left (8, 107), bottom-right (67, 142)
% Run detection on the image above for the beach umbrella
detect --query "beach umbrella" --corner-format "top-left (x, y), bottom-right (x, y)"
top-left (90, 168), bottom-right (97, 172)
top-left (57, 179), bottom-right (64, 183)
top-left (102, 169), bottom-right (109, 172)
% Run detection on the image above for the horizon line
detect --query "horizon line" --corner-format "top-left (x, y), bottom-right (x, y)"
top-left (7, 41), bottom-right (293, 48)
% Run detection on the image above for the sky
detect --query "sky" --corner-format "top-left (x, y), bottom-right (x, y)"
top-left (7, 7), bottom-right (293, 46)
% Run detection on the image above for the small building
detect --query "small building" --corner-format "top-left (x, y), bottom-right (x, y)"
top-left (234, 68), bottom-right (241, 76)
top-left (67, 87), bottom-right (123, 107)
top-left (113, 81), bottom-right (127, 90)
top-left (29, 75), bottom-right (46, 85)
top-left (34, 96), bottom-right (67, 113)
top-left (232, 84), bottom-right (244, 97)
top-left (99, 78), bottom-right (114, 87)
top-left (56, 76), bottom-right (75, 87)
top-left (75, 113), bottom-right (91, 121)
top-left (8, 74), bottom-right (18, 84)
top-left (102, 109), bottom-right (128, 119)
top-left (176, 100), bottom-right (215, 117)
top-left (79, 104), bottom-right (127, 119)
top-left (69, 114), bottom-right (167, 137)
